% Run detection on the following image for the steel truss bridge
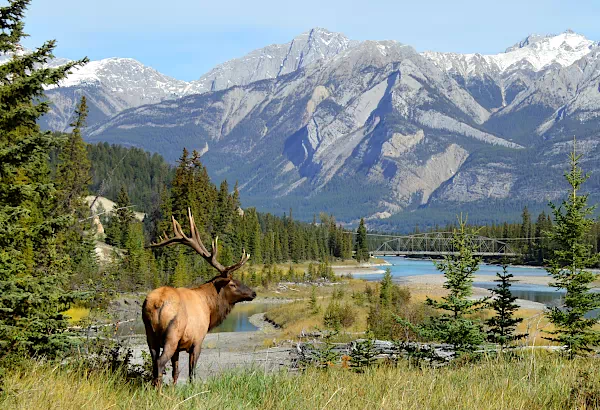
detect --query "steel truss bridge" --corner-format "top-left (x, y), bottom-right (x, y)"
top-left (358, 232), bottom-right (524, 257)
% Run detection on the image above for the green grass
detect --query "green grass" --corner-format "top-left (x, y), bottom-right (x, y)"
top-left (2, 353), bottom-right (599, 409)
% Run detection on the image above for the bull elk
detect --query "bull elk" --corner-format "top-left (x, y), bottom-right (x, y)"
top-left (142, 208), bottom-right (255, 387)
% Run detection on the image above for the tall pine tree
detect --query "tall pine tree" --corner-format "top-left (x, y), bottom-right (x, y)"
top-left (56, 96), bottom-right (91, 212)
top-left (55, 96), bottom-right (96, 279)
top-left (0, 0), bottom-right (88, 361)
top-left (545, 138), bottom-right (600, 356)
top-left (105, 186), bottom-right (134, 247)
top-left (355, 218), bottom-right (369, 262)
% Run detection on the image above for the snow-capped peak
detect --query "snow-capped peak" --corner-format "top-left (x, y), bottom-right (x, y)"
top-left (493, 30), bottom-right (596, 72)
top-left (423, 30), bottom-right (597, 76)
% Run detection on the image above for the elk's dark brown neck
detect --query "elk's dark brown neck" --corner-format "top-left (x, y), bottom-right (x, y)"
top-left (194, 281), bottom-right (234, 331)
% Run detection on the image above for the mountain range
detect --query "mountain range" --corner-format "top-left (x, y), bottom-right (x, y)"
top-left (28, 28), bottom-right (600, 225)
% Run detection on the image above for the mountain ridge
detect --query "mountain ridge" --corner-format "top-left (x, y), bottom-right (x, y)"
top-left (17, 28), bottom-right (600, 225)
top-left (16, 28), bottom-right (595, 131)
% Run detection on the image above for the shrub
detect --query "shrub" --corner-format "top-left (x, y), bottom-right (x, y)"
top-left (332, 287), bottom-right (345, 300)
top-left (352, 290), bottom-right (366, 307)
top-left (349, 339), bottom-right (376, 372)
top-left (324, 301), bottom-right (356, 329)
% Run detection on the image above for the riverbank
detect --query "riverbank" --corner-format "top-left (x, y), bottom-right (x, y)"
top-left (333, 266), bottom-right (387, 276)
top-left (400, 273), bottom-right (556, 287)
top-left (332, 259), bottom-right (391, 276)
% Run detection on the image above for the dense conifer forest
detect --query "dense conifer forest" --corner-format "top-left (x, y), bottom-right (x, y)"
top-left (72, 143), bottom-right (354, 293)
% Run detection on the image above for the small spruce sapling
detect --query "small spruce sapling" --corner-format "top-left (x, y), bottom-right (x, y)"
top-left (309, 285), bottom-right (320, 314)
top-left (486, 265), bottom-right (526, 347)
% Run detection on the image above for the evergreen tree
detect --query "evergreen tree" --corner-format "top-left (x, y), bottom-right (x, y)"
top-left (247, 208), bottom-right (262, 264)
top-left (486, 265), bottom-right (525, 347)
top-left (534, 211), bottom-right (550, 263)
top-left (104, 186), bottom-right (134, 247)
top-left (0, 0), bottom-right (88, 361)
top-left (379, 268), bottom-right (393, 308)
top-left (189, 149), bottom-right (217, 233)
top-left (368, 268), bottom-right (411, 340)
top-left (424, 217), bottom-right (488, 352)
top-left (246, 265), bottom-right (256, 286)
top-left (56, 96), bottom-right (91, 212)
top-left (520, 206), bottom-right (531, 257)
top-left (355, 218), bottom-right (369, 262)
top-left (115, 185), bottom-right (134, 243)
top-left (520, 206), bottom-right (530, 238)
top-left (55, 96), bottom-right (96, 278)
top-left (122, 221), bottom-right (153, 289)
top-left (502, 222), bottom-right (509, 239)
top-left (545, 139), bottom-right (600, 356)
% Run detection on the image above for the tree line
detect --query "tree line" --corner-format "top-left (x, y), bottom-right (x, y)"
top-left (402, 206), bottom-right (600, 267)
top-left (96, 145), bottom-right (355, 291)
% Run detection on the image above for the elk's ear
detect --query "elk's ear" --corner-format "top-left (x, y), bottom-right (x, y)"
top-left (213, 277), bottom-right (231, 292)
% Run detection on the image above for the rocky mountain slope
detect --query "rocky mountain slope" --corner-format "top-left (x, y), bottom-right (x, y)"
top-left (31, 29), bottom-right (600, 224)
top-left (35, 28), bottom-right (354, 130)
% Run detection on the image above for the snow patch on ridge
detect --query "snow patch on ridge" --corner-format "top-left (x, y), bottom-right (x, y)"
top-left (423, 31), bottom-right (597, 75)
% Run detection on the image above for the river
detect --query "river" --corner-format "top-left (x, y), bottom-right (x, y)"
top-left (353, 257), bottom-right (599, 309)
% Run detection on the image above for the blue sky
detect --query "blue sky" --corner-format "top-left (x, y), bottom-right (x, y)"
top-left (19, 0), bottom-right (600, 81)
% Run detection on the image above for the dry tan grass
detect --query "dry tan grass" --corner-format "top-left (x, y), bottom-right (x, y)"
top-left (2, 353), bottom-right (599, 409)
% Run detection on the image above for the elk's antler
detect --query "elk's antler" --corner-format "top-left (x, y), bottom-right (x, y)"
top-left (150, 208), bottom-right (250, 277)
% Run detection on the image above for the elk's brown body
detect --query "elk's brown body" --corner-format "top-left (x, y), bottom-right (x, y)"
top-left (142, 209), bottom-right (254, 387)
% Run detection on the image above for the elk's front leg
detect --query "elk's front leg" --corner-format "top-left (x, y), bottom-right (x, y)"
top-left (147, 337), bottom-right (160, 386)
top-left (188, 344), bottom-right (202, 381)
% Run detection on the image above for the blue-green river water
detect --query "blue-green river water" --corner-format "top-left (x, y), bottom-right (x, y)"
top-left (354, 257), bottom-right (598, 315)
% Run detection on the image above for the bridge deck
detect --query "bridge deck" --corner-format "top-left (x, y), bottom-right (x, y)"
top-left (362, 232), bottom-right (522, 257)
top-left (371, 251), bottom-right (519, 257)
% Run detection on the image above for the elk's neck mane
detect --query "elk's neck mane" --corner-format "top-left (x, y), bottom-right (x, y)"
top-left (194, 280), bottom-right (234, 330)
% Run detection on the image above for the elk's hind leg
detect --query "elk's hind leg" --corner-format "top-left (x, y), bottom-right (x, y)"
top-left (171, 351), bottom-right (180, 385)
top-left (156, 336), bottom-right (178, 388)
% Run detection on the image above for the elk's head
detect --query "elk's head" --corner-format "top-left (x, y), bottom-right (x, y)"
top-left (213, 277), bottom-right (256, 304)
top-left (149, 208), bottom-right (255, 302)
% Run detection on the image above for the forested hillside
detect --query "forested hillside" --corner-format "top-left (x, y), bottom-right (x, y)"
top-left (87, 143), bottom-right (174, 213)
top-left (73, 143), bottom-right (355, 292)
